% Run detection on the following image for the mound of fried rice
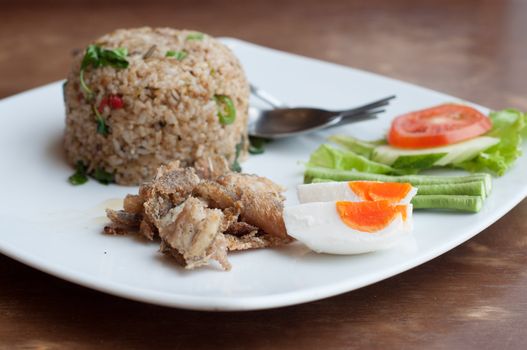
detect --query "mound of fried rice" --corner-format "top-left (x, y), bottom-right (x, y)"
top-left (63, 27), bottom-right (249, 185)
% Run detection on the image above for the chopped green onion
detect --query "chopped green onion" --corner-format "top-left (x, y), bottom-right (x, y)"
top-left (93, 106), bottom-right (109, 136)
top-left (113, 47), bottom-right (128, 60)
top-left (186, 32), bottom-right (204, 41)
top-left (68, 161), bottom-right (115, 186)
top-left (249, 136), bottom-right (271, 155)
top-left (231, 160), bottom-right (242, 172)
top-left (79, 69), bottom-right (93, 100)
top-left (81, 45), bottom-right (101, 70)
top-left (92, 168), bottom-right (114, 185)
top-left (231, 141), bottom-right (243, 172)
top-left (249, 145), bottom-right (264, 155)
top-left (165, 50), bottom-right (188, 60)
top-left (214, 94), bottom-right (236, 125)
top-left (68, 161), bottom-right (89, 185)
top-left (79, 45), bottom-right (129, 100)
top-left (103, 47), bottom-right (129, 68)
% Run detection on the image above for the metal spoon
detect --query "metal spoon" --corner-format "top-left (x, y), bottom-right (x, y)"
top-left (249, 85), bottom-right (395, 138)
top-left (250, 84), bottom-right (288, 108)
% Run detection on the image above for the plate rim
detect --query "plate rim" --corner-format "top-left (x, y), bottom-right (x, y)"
top-left (1, 38), bottom-right (526, 311)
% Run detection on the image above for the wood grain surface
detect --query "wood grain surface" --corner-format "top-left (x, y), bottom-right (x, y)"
top-left (1, 0), bottom-right (527, 349)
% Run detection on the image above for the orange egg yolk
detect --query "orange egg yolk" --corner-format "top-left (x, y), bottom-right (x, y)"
top-left (336, 200), bottom-right (408, 233)
top-left (348, 181), bottom-right (412, 202)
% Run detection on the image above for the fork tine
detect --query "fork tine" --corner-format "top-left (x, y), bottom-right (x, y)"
top-left (338, 107), bottom-right (386, 119)
top-left (327, 109), bottom-right (384, 129)
top-left (337, 95), bottom-right (395, 116)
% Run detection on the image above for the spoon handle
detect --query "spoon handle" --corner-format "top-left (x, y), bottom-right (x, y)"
top-left (250, 84), bottom-right (288, 108)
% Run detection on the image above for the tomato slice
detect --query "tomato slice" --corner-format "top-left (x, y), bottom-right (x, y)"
top-left (387, 104), bottom-right (492, 149)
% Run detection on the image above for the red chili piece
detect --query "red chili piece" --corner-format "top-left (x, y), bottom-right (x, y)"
top-left (97, 94), bottom-right (124, 113)
top-left (108, 94), bottom-right (124, 109)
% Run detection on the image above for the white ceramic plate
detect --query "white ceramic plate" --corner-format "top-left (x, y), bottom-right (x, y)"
top-left (1, 38), bottom-right (526, 311)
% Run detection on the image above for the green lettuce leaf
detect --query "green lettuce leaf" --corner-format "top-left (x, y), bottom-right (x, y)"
top-left (455, 109), bottom-right (526, 176)
top-left (308, 144), bottom-right (414, 175)
top-left (329, 135), bottom-right (385, 158)
top-left (392, 153), bottom-right (447, 169)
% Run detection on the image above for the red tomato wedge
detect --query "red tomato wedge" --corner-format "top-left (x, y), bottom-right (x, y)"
top-left (387, 104), bottom-right (492, 149)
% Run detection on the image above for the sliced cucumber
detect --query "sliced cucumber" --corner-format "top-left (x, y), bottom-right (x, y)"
top-left (392, 153), bottom-right (447, 169)
top-left (372, 136), bottom-right (500, 167)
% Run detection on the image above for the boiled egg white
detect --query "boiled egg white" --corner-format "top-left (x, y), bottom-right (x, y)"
top-left (283, 200), bottom-right (413, 255)
top-left (298, 181), bottom-right (417, 205)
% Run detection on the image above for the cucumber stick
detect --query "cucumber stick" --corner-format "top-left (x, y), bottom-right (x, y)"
top-left (411, 195), bottom-right (483, 212)
top-left (372, 136), bottom-right (500, 167)
top-left (417, 181), bottom-right (486, 198)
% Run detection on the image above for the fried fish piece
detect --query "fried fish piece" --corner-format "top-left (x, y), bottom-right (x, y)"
top-left (139, 219), bottom-right (157, 241)
top-left (104, 224), bottom-right (136, 236)
top-left (104, 209), bottom-right (141, 236)
top-left (123, 194), bottom-right (144, 214)
top-left (158, 197), bottom-right (231, 270)
top-left (216, 173), bottom-right (288, 238)
top-left (225, 232), bottom-right (293, 251)
top-left (105, 160), bottom-right (291, 271)
top-left (152, 167), bottom-right (201, 205)
top-left (239, 191), bottom-right (288, 238)
top-left (194, 155), bottom-right (231, 180)
top-left (143, 194), bottom-right (173, 228)
top-left (105, 209), bottom-right (141, 228)
top-left (224, 221), bottom-right (258, 236)
top-left (216, 172), bottom-right (285, 200)
top-left (192, 180), bottom-right (239, 210)
top-left (142, 167), bottom-right (201, 230)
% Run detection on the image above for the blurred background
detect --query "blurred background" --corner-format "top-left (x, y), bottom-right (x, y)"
top-left (1, 1), bottom-right (527, 348)
top-left (1, 0), bottom-right (526, 110)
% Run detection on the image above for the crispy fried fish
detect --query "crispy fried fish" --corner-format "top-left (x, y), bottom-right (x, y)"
top-left (105, 159), bottom-right (291, 270)
top-left (217, 173), bottom-right (287, 238)
top-left (158, 197), bottom-right (231, 270)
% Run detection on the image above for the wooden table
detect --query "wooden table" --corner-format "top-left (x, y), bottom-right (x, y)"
top-left (1, 0), bottom-right (526, 348)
